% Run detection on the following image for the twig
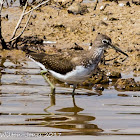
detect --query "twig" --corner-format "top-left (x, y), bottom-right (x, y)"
top-left (105, 55), bottom-right (119, 61)
top-left (24, 0), bottom-right (49, 16)
top-left (0, 0), bottom-right (8, 49)
top-left (94, 0), bottom-right (98, 10)
top-left (10, 11), bottom-right (33, 41)
top-left (10, 0), bottom-right (50, 41)
top-left (11, 0), bottom-right (28, 40)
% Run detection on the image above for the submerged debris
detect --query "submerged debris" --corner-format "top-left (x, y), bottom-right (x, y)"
top-left (106, 71), bottom-right (121, 78)
top-left (94, 84), bottom-right (104, 91)
top-left (115, 78), bottom-right (140, 91)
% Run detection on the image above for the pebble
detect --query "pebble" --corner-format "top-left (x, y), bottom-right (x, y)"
top-left (119, 3), bottom-right (125, 7)
top-left (67, 2), bottom-right (88, 15)
top-left (114, 78), bottom-right (140, 91)
top-left (94, 84), bottom-right (104, 91)
top-left (106, 71), bottom-right (121, 78)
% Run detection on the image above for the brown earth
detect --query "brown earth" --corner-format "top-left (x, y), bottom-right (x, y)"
top-left (0, 1), bottom-right (140, 76)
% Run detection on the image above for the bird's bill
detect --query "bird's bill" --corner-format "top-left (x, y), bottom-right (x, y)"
top-left (110, 44), bottom-right (128, 57)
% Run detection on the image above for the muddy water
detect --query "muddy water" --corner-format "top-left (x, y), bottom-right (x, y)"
top-left (0, 58), bottom-right (140, 140)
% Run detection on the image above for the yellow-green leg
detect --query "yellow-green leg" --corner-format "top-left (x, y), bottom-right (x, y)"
top-left (41, 70), bottom-right (55, 94)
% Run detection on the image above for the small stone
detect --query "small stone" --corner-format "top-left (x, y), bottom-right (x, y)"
top-left (99, 21), bottom-right (108, 26)
top-left (118, 94), bottom-right (129, 97)
top-left (100, 4), bottom-right (109, 11)
top-left (133, 66), bottom-right (140, 72)
top-left (66, 27), bottom-right (72, 32)
top-left (32, 14), bottom-right (37, 19)
top-left (2, 14), bottom-right (9, 20)
top-left (43, 36), bottom-right (46, 39)
top-left (109, 17), bottom-right (119, 21)
top-left (92, 27), bottom-right (95, 31)
top-left (127, 47), bottom-right (134, 52)
top-left (67, 2), bottom-right (88, 15)
top-left (103, 17), bottom-right (108, 21)
top-left (106, 71), bottom-right (121, 78)
top-left (126, 1), bottom-right (131, 7)
top-left (119, 3), bottom-right (125, 7)
top-left (70, 43), bottom-right (84, 50)
top-left (94, 84), bottom-right (104, 91)
top-left (100, 5), bottom-right (104, 10)
top-left (136, 54), bottom-right (140, 60)
top-left (132, 0), bottom-right (140, 5)
top-left (114, 78), bottom-right (140, 91)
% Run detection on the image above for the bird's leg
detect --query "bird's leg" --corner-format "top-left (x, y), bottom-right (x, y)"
top-left (41, 70), bottom-right (55, 94)
top-left (72, 84), bottom-right (77, 96)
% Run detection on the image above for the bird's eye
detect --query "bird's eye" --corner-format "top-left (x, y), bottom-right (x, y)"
top-left (102, 39), bottom-right (109, 44)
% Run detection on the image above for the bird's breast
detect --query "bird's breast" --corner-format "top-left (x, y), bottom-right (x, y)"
top-left (49, 64), bottom-right (96, 84)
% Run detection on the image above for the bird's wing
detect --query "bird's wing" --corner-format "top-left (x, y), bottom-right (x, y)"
top-left (29, 52), bottom-right (75, 75)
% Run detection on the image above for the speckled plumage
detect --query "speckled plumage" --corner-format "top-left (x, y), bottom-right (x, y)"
top-left (29, 52), bottom-right (74, 74)
top-left (29, 33), bottom-right (123, 85)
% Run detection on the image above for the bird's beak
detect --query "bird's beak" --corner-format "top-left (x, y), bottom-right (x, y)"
top-left (109, 43), bottom-right (128, 57)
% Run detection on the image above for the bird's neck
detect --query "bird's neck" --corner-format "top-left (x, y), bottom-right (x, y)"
top-left (81, 46), bottom-right (104, 68)
top-left (88, 46), bottom-right (104, 61)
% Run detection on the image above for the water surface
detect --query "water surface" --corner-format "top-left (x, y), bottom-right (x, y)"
top-left (0, 58), bottom-right (140, 139)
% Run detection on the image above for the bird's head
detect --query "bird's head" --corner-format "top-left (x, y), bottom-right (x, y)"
top-left (93, 33), bottom-right (128, 57)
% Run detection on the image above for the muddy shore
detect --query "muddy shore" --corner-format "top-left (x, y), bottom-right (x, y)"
top-left (0, 1), bottom-right (140, 90)
top-left (0, 2), bottom-right (140, 138)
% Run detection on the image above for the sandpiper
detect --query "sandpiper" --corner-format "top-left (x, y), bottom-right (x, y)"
top-left (28, 33), bottom-right (128, 94)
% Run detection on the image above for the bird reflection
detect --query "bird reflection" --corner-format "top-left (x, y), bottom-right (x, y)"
top-left (44, 93), bottom-right (56, 114)
top-left (56, 95), bottom-right (84, 115)
top-left (31, 94), bottom-right (103, 135)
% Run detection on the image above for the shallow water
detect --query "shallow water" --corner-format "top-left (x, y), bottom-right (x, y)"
top-left (0, 58), bottom-right (140, 140)
top-left (1, 0), bottom-right (140, 139)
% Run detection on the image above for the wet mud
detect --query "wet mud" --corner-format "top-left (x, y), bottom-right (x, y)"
top-left (0, 0), bottom-right (140, 139)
